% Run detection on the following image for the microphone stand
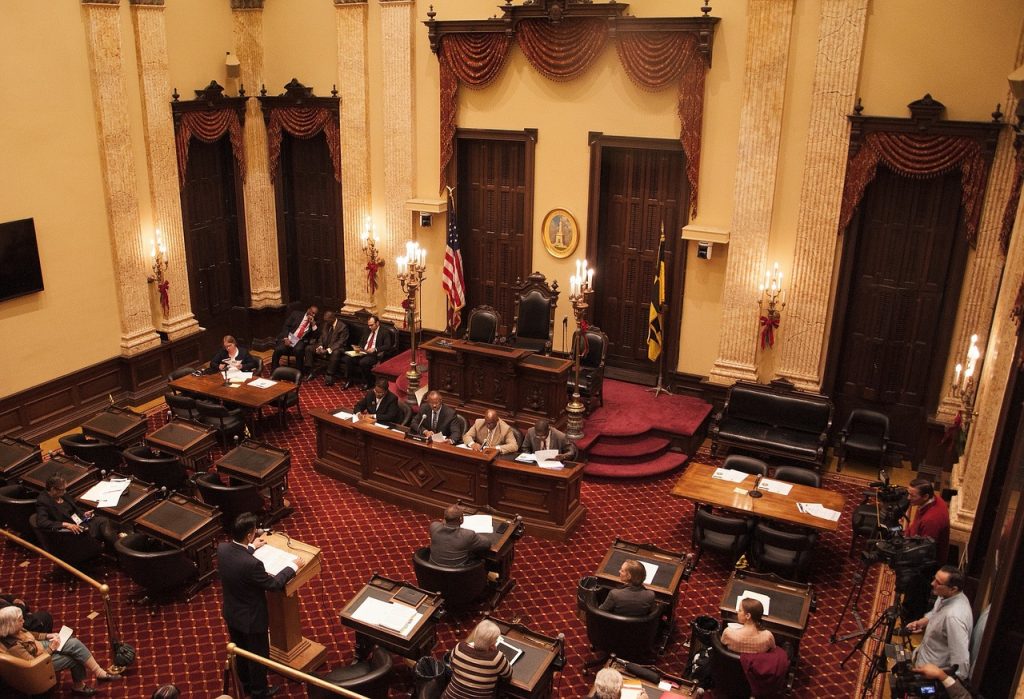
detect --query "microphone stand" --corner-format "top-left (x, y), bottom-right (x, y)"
top-left (748, 474), bottom-right (764, 498)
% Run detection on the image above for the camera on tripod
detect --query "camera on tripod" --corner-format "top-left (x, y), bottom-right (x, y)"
top-left (868, 469), bottom-right (911, 533)
top-left (887, 647), bottom-right (945, 697)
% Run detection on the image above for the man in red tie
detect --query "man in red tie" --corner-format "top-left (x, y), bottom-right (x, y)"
top-left (271, 305), bottom-right (318, 375)
top-left (343, 314), bottom-right (393, 389)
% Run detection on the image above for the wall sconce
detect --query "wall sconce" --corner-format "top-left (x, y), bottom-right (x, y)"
top-left (147, 228), bottom-right (170, 316)
top-left (362, 215), bottom-right (384, 296)
top-left (952, 333), bottom-right (983, 432)
top-left (757, 262), bottom-right (786, 350)
top-left (225, 52), bottom-right (241, 80)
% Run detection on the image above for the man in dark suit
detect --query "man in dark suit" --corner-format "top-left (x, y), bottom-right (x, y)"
top-left (302, 310), bottom-right (349, 385)
top-left (410, 391), bottom-right (463, 443)
top-left (271, 305), bottom-right (318, 374)
top-left (428, 505), bottom-right (496, 567)
top-left (352, 378), bottom-right (402, 426)
top-left (342, 314), bottom-right (392, 389)
top-left (599, 559), bottom-right (655, 617)
top-left (217, 512), bottom-right (304, 698)
top-left (210, 335), bottom-right (260, 374)
top-left (522, 419), bottom-right (577, 461)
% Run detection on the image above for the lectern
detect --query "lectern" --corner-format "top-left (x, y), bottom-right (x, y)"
top-left (263, 532), bottom-right (327, 672)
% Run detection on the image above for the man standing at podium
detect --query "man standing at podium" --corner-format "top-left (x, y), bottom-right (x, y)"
top-left (218, 513), bottom-right (304, 698)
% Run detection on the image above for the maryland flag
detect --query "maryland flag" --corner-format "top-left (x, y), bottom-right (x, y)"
top-left (647, 235), bottom-right (666, 361)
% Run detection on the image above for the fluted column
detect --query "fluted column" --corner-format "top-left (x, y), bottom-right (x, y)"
top-left (81, 0), bottom-right (161, 356)
top-left (708, 0), bottom-right (796, 385)
top-left (335, 0), bottom-right (375, 314)
top-left (129, 0), bottom-right (200, 340)
top-left (232, 0), bottom-right (282, 307)
top-left (378, 0), bottom-right (415, 324)
top-left (775, 0), bottom-right (869, 390)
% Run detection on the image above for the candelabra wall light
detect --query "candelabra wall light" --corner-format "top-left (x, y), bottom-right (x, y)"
top-left (951, 333), bottom-right (983, 433)
top-left (757, 262), bottom-right (786, 350)
top-left (566, 258), bottom-right (595, 441)
top-left (146, 228), bottom-right (170, 316)
top-left (396, 241), bottom-right (427, 406)
top-left (362, 215), bottom-right (384, 297)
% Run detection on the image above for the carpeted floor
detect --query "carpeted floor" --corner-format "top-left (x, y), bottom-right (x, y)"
top-left (1, 380), bottom-right (893, 698)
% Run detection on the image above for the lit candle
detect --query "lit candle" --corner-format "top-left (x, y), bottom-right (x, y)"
top-left (587, 268), bottom-right (594, 289)
top-left (420, 249), bottom-right (426, 267)
top-left (954, 363), bottom-right (962, 388)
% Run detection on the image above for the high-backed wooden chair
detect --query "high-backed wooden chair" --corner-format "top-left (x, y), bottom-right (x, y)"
top-left (510, 272), bottom-right (559, 354)
top-left (567, 325), bottom-right (609, 412)
top-left (463, 305), bottom-right (502, 344)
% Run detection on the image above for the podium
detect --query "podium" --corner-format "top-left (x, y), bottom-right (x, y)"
top-left (263, 533), bottom-right (327, 672)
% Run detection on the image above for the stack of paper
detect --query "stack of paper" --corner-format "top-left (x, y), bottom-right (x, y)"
top-left (226, 368), bottom-right (253, 382)
top-left (712, 468), bottom-right (748, 483)
top-left (462, 514), bottom-right (494, 534)
top-left (249, 378), bottom-right (278, 389)
top-left (333, 410), bottom-right (354, 420)
top-left (80, 478), bottom-right (131, 508)
top-left (737, 590), bottom-right (772, 615)
top-left (757, 478), bottom-right (793, 495)
top-left (253, 545), bottom-right (299, 575)
top-left (796, 503), bottom-right (841, 521)
top-left (351, 597), bottom-right (422, 637)
top-left (639, 561), bottom-right (659, 585)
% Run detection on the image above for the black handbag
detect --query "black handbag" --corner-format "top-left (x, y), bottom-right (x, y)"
top-left (113, 641), bottom-right (137, 668)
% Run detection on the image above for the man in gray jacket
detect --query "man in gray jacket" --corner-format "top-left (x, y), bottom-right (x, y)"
top-left (429, 505), bottom-right (496, 567)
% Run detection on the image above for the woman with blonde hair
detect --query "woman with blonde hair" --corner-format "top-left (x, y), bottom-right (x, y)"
top-left (721, 597), bottom-right (776, 654)
top-left (0, 606), bottom-right (120, 695)
top-left (442, 619), bottom-right (513, 699)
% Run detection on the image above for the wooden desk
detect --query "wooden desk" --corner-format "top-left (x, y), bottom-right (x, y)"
top-left (0, 436), bottom-right (41, 485)
top-left (339, 574), bottom-right (443, 660)
top-left (669, 463), bottom-right (846, 532)
top-left (421, 337), bottom-right (572, 428)
top-left (169, 373), bottom-right (295, 434)
top-left (261, 533), bottom-right (327, 672)
top-left (131, 494), bottom-right (223, 585)
top-left (453, 501), bottom-right (522, 607)
top-left (718, 569), bottom-right (811, 651)
top-left (81, 406), bottom-right (147, 448)
top-left (603, 657), bottom-right (702, 698)
top-left (594, 538), bottom-right (687, 625)
top-left (20, 455), bottom-right (99, 496)
top-left (76, 474), bottom-right (162, 524)
top-left (215, 441), bottom-right (292, 524)
top-left (146, 419), bottom-right (218, 470)
top-left (485, 616), bottom-right (564, 699)
top-left (312, 408), bottom-right (585, 540)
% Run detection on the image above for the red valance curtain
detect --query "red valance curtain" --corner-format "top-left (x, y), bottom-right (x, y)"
top-left (516, 18), bottom-right (607, 82)
top-left (175, 109), bottom-right (245, 189)
top-left (266, 106), bottom-right (342, 183)
top-left (839, 132), bottom-right (988, 245)
top-left (1002, 150), bottom-right (1024, 254)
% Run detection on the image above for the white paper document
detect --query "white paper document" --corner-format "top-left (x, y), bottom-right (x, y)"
top-left (796, 502), bottom-right (841, 521)
top-left (351, 597), bottom-right (422, 637)
top-left (456, 443), bottom-right (472, 450)
top-left (534, 449), bottom-right (558, 462)
top-left (249, 378), bottom-right (277, 389)
top-left (55, 625), bottom-right (74, 652)
top-left (620, 682), bottom-right (646, 699)
top-left (712, 468), bottom-right (748, 483)
top-left (333, 410), bottom-right (354, 420)
top-left (738, 590), bottom-right (772, 616)
top-left (414, 386), bottom-right (429, 405)
top-left (640, 560), bottom-right (659, 585)
top-left (253, 544), bottom-right (299, 575)
top-left (430, 433), bottom-right (447, 443)
top-left (515, 453), bottom-right (537, 463)
top-left (226, 368), bottom-right (253, 382)
top-left (80, 478), bottom-right (131, 508)
top-left (462, 514), bottom-right (494, 534)
top-left (757, 478), bottom-right (793, 496)
top-left (537, 461), bottom-right (565, 470)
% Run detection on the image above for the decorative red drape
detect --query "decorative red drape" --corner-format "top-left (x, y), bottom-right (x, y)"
top-left (266, 106), bottom-right (342, 183)
top-left (1002, 149), bottom-right (1024, 254)
top-left (175, 109), bottom-right (245, 189)
top-left (516, 18), bottom-right (608, 82)
top-left (838, 132), bottom-right (988, 245)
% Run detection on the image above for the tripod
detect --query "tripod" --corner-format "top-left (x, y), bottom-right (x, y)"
top-left (830, 557), bottom-right (875, 643)
top-left (840, 597), bottom-right (912, 698)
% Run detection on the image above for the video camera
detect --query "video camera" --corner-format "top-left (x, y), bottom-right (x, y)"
top-left (868, 469), bottom-right (911, 532)
top-left (887, 646), bottom-right (951, 697)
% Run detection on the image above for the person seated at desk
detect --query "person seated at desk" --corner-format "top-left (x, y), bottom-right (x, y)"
top-left (521, 419), bottom-right (577, 461)
top-left (35, 475), bottom-right (121, 551)
top-left (463, 409), bottom-right (518, 455)
top-left (210, 335), bottom-right (259, 374)
top-left (721, 598), bottom-right (776, 654)
top-left (343, 314), bottom-right (392, 390)
top-left (0, 592), bottom-right (53, 633)
top-left (352, 378), bottom-right (402, 426)
top-left (303, 310), bottom-right (349, 385)
top-left (410, 391), bottom-right (463, 443)
top-left (271, 304), bottom-right (319, 374)
top-left (442, 619), bottom-right (512, 699)
top-left (429, 505), bottom-right (497, 567)
top-left (600, 559), bottom-right (656, 617)
top-left (0, 605), bottom-right (122, 696)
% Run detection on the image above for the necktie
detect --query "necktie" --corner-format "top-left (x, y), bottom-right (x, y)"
top-left (540, 438), bottom-right (547, 451)
top-left (365, 329), bottom-right (377, 352)
top-left (296, 317), bottom-right (309, 340)
top-left (431, 411), bottom-right (438, 430)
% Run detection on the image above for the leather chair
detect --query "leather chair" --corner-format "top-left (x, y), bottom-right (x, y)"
top-left (691, 508), bottom-right (753, 571)
top-left (122, 445), bottom-right (188, 492)
top-left (463, 305), bottom-right (501, 344)
top-left (510, 272), bottom-right (559, 354)
top-left (115, 532), bottom-right (199, 606)
top-left (196, 472), bottom-right (264, 529)
top-left (773, 465), bottom-right (821, 488)
top-left (510, 426), bottom-right (525, 451)
top-left (252, 355), bottom-right (265, 378)
top-left (397, 401), bottom-right (413, 428)
top-left (749, 522), bottom-right (817, 582)
top-left (722, 454), bottom-right (768, 477)
top-left (30, 513), bottom-right (103, 572)
top-left (0, 650), bottom-right (57, 696)
top-left (58, 433), bottom-right (123, 472)
top-left (567, 325), bottom-right (609, 412)
top-left (308, 646), bottom-right (393, 699)
top-left (168, 366), bottom-right (195, 384)
top-left (836, 409), bottom-right (890, 472)
top-left (411, 547), bottom-right (488, 615)
top-left (165, 392), bottom-right (198, 422)
top-left (0, 484), bottom-right (38, 540)
top-left (270, 366), bottom-right (303, 426)
top-left (709, 632), bottom-right (752, 698)
top-left (452, 415), bottom-right (468, 442)
top-left (195, 399), bottom-right (246, 448)
top-left (583, 595), bottom-right (665, 665)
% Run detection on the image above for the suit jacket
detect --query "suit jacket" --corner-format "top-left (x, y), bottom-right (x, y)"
top-left (314, 319), bottom-right (349, 354)
top-left (209, 346), bottom-right (259, 373)
top-left (599, 584), bottom-right (656, 617)
top-left (463, 418), bottom-right (519, 455)
top-left (428, 521), bottom-right (494, 567)
top-left (277, 310), bottom-right (318, 343)
top-left (35, 491), bottom-right (86, 533)
top-left (217, 540), bottom-right (295, 634)
top-left (353, 389), bottom-right (402, 426)
top-left (411, 404), bottom-right (463, 441)
top-left (358, 324), bottom-right (393, 359)
top-left (522, 426), bottom-right (577, 460)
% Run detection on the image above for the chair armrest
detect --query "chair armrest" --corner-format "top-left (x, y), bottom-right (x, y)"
top-left (1, 652), bottom-right (52, 670)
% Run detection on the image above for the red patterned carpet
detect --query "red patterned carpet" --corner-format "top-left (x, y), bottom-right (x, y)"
top-left (0, 380), bottom-right (891, 698)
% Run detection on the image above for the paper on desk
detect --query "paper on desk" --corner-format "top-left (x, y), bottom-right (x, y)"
top-left (333, 410), bottom-right (354, 420)
top-left (226, 369), bottom-right (253, 382)
top-left (758, 478), bottom-right (793, 495)
top-left (621, 680), bottom-right (646, 699)
top-left (253, 544), bottom-right (299, 576)
top-left (462, 514), bottom-right (494, 534)
top-left (712, 468), bottom-right (748, 483)
top-left (797, 502), bottom-right (840, 521)
top-left (535, 449), bottom-right (558, 462)
top-left (456, 443), bottom-right (471, 449)
top-left (537, 461), bottom-right (564, 470)
top-left (55, 625), bottom-right (73, 652)
top-left (515, 453), bottom-right (537, 463)
top-left (351, 597), bottom-right (422, 637)
top-left (430, 433), bottom-right (448, 443)
top-left (738, 590), bottom-right (771, 616)
top-left (640, 560), bottom-right (659, 585)
top-left (80, 478), bottom-right (130, 507)
top-left (373, 423), bottom-right (390, 430)
top-left (249, 378), bottom-right (277, 389)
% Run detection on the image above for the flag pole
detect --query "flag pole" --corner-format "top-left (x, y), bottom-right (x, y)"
top-left (647, 301), bottom-right (673, 398)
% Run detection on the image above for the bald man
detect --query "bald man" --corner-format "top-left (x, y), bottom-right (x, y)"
top-left (463, 409), bottom-right (518, 455)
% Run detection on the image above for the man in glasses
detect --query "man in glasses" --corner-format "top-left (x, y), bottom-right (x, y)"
top-left (905, 565), bottom-right (973, 681)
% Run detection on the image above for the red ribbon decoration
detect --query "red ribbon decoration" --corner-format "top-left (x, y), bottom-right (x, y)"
top-left (158, 280), bottom-right (170, 316)
top-left (941, 411), bottom-right (966, 456)
top-left (759, 314), bottom-right (779, 350)
top-left (401, 299), bottom-right (412, 329)
top-left (366, 259), bottom-right (382, 294)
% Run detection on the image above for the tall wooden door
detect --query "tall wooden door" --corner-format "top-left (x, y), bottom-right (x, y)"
top-left (455, 132), bottom-right (533, 333)
top-left (830, 167), bottom-right (968, 457)
top-left (179, 135), bottom-right (246, 352)
top-left (591, 143), bottom-right (686, 377)
top-left (277, 131), bottom-right (344, 312)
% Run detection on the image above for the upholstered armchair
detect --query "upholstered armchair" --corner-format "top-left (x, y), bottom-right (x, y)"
top-left (567, 325), bottom-right (608, 412)
top-left (463, 305), bottom-right (502, 344)
top-left (510, 272), bottom-right (559, 354)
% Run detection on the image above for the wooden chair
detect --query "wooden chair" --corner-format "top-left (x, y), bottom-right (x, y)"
top-left (510, 272), bottom-right (559, 354)
top-left (463, 305), bottom-right (502, 344)
top-left (567, 325), bottom-right (609, 412)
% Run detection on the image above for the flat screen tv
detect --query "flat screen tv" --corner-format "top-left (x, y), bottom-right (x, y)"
top-left (0, 218), bottom-right (45, 302)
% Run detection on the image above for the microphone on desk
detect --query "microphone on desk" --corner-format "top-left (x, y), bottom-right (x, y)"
top-left (748, 474), bottom-right (764, 499)
top-left (553, 632), bottom-right (566, 671)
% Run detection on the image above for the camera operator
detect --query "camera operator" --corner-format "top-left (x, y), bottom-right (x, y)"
top-left (903, 479), bottom-right (950, 620)
top-left (905, 566), bottom-right (972, 682)
top-left (913, 663), bottom-right (971, 699)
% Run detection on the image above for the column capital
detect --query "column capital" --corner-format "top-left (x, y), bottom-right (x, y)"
top-left (231, 0), bottom-right (265, 9)
top-left (128, 0), bottom-right (164, 6)
top-left (81, 0), bottom-right (121, 5)
top-left (334, 0), bottom-right (368, 4)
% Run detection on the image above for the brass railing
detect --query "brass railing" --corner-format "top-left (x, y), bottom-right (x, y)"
top-left (225, 644), bottom-right (371, 699)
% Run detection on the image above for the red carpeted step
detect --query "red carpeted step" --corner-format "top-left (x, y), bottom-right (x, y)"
top-left (584, 451), bottom-right (688, 478)
top-left (587, 435), bottom-right (671, 459)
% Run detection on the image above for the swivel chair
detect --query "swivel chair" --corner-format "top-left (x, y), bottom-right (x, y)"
top-left (691, 508), bottom-right (753, 572)
top-left (583, 595), bottom-right (665, 666)
top-left (722, 454), bottom-right (768, 477)
top-left (196, 472), bottom-right (264, 529)
top-left (115, 533), bottom-right (200, 607)
top-left (0, 483), bottom-right (38, 540)
top-left (749, 522), bottom-right (817, 582)
top-left (270, 367), bottom-right (303, 426)
top-left (58, 433), bottom-right (123, 472)
top-left (122, 445), bottom-right (188, 492)
top-left (773, 465), bottom-right (820, 488)
top-left (411, 547), bottom-right (488, 616)
top-left (709, 632), bottom-right (752, 698)
top-left (397, 401), bottom-right (413, 428)
top-left (29, 513), bottom-right (104, 577)
top-left (195, 399), bottom-right (246, 449)
top-left (165, 392), bottom-right (198, 422)
top-left (308, 646), bottom-right (393, 699)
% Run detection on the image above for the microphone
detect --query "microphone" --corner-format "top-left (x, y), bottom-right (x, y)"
top-left (748, 474), bottom-right (764, 499)
top-left (552, 632), bottom-right (566, 671)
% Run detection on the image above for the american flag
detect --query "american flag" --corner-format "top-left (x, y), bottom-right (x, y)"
top-left (442, 188), bottom-right (466, 333)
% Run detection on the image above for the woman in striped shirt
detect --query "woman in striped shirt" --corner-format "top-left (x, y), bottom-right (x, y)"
top-left (442, 620), bottom-right (513, 699)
